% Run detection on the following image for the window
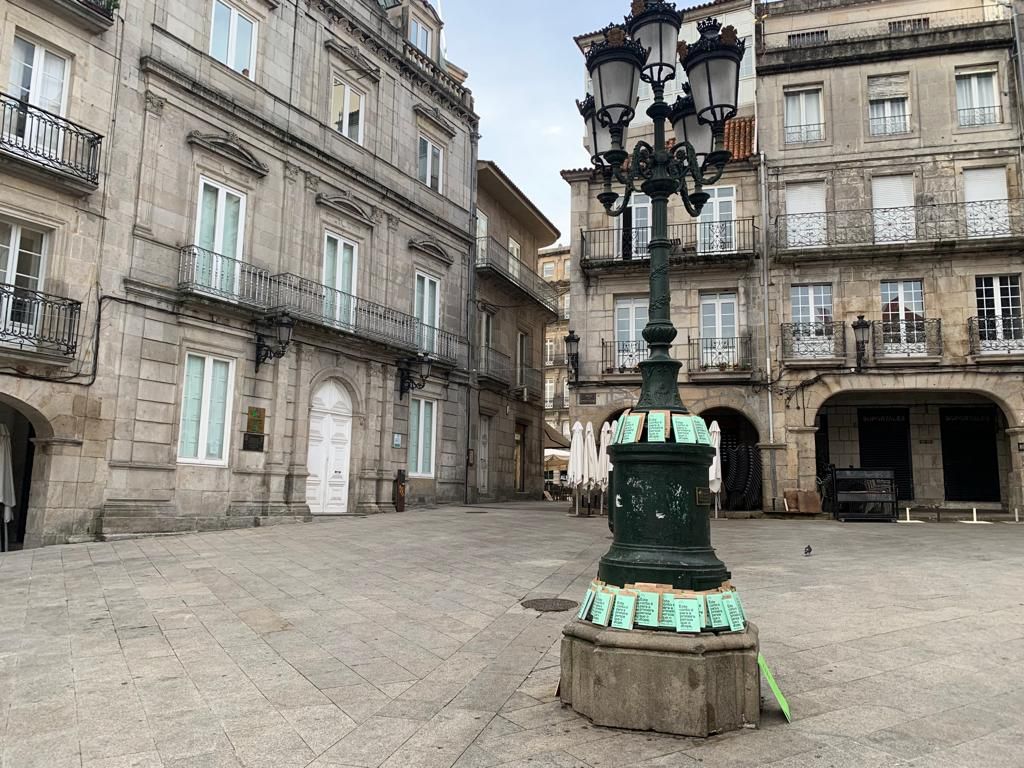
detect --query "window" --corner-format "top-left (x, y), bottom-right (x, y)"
top-left (562, 293), bottom-right (570, 318)
top-left (739, 35), bottom-right (754, 78)
top-left (516, 332), bottom-right (530, 386)
top-left (545, 379), bottom-right (555, 408)
top-left (479, 309), bottom-right (493, 348)
top-left (784, 89), bottom-right (823, 143)
top-left (613, 296), bottom-right (648, 370)
top-left (964, 167), bottom-right (1010, 237)
top-left (418, 135), bottom-right (443, 192)
top-left (872, 175), bottom-right (915, 243)
top-left (194, 177), bottom-right (246, 294)
top-left (323, 232), bottom-right (357, 325)
top-left (956, 69), bottom-right (999, 126)
top-left (889, 18), bottom-right (929, 33)
top-left (542, 261), bottom-right (554, 278)
top-left (881, 279), bottom-right (926, 355)
top-left (787, 30), bottom-right (828, 47)
top-left (407, 397), bottom-right (436, 477)
top-left (562, 378), bottom-right (569, 401)
top-left (410, 18), bottom-right (432, 56)
top-left (331, 78), bottom-right (364, 144)
top-left (210, 0), bottom-right (256, 78)
top-left (698, 291), bottom-right (740, 368)
top-left (544, 338), bottom-right (554, 365)
top-left (789, 284), bottom-right (835, 357)
top-left (867, 75), bottom-right (910, 136)
top-left (7, 36), bottom-right (68, 155)
top-left (0, 220), bottom-right (46, 335)
top-left (614, 193), bottom-right (651, 259)
top-left (784, 181), bottom-right (826, 247)
top-left (975, 275), bottom-right (1023, 349)
top-left (415, 272), bottom-right (440, 353)
top-left (697, 186), bottom-right (736, 253)
top-left (178, 353), bottom-right (234, 464)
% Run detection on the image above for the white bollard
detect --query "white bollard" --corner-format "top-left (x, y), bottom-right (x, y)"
top-left (897, 506), bottom-right (923, 524)
top-left (960, 506), bottom-right (994, 525)
top-left (1003, 507), bottom-right (1021, 525)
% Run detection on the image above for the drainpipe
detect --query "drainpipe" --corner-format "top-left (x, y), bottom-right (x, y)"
top-left (1009, 1), bottom-right (1024, 191)
top-left (759, 149), bottom-right (778, 507)
top-left (465, 127), bottom-right (481, 504)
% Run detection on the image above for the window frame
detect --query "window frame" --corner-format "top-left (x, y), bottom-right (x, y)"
top-left (783, 88), bottom-right (824, 144)
top-left (410, 18), bottom-right (432, 56)
top-left (417, 134), bottom-right (444, 193)
top-left (0, 219), bottom-right (48, 294)
top-left (330, 76), bottom-right (365, 145)
top-left (790, 283), bottom-right (834, 325)
top-left (407, 396), bottom-right (436, 478)
top-left (9, 35), bottom-right (69, 117)
top-left (542, 261), bottom-right (555, 278)
top-left (194, 175), bottom-right (247, 259)
top-left (955, 68), bottom-right (999, 126)
top-left (210, 0), bottom-right (258, 79)
top-left (177, 352), bottom-right (235, 466)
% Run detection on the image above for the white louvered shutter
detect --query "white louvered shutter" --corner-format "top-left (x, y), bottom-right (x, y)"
top-left (964, 167), bottom-right (1009, 237)
top-left (785, 182), bottom-right (826, 247)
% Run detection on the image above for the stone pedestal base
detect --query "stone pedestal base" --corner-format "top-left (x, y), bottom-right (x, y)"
top-left (560, 619), bottom-right (760, 737)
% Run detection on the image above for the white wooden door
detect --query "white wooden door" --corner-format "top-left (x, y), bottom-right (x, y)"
top-left (306, 380), bottom-right (353, 516)
top-left (697, 187), bottom-right (736, 253)
top-left (478, 414), bottom-right (490, 493)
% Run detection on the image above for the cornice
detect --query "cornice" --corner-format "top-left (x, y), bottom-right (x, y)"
top-left (324, 38), bottom-right (381, 82)
top-left (187, 131), bottom-right (270, 176)
top-left (413, 103), bottom-right (457, 138)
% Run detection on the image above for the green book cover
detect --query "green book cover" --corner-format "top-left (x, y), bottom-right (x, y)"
top-left (674, 598), bottom-right (702, 634)
top-left (620, 414), bottom-right (643, 444)
top-left (672, 415), bottom-right (696, 444)
top-left (610, 594), bottom-right (637, 630)
top-left (705, 593), bottom-right (729, 628)
top-left (635, 592), bottom-right (660, 628)
top-left (613, 416), bottom-right (627, 444)
top-left (658, 594), bottom-right (676, 628)
top-left (590, 591), bottom-right (615, 626)
top-left (758, 654), bottom-right (792, 722)
top-left (577, 589), bottom-right (595, 620)
top-left (732, 590), bottom-right (746, 622)
top-left (693, 416), bottom-right (712, 445)
top-left (722, 594), bottom-right (745, 632)
top-left (646, 412), bottom-right (667, 443)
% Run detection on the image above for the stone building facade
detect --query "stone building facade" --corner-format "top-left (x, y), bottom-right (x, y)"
top-left (538, 245), bottom-right (571, 439)
top-left (0, 0), bottom-right (549, 548)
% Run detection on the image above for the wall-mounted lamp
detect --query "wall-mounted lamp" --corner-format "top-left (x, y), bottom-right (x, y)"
top-left (852, 314), bottom-right (870, 371)
top-left (399, 352), bottom-right (433, 398)
top-left (255, 313), bottom-right (295, 373)
top-left (564, 329), bottom-right (580, 385)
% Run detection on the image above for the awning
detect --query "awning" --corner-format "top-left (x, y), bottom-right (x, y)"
top-left (544, 422), bottom-right (570, 449)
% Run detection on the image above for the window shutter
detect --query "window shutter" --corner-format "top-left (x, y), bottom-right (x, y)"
top-left (785, 182), bottom-right (826, 215)
top-left (868, 75), bottom-right (909, 100)
top-left (872, 175), bottom-right (914, 210)
top-left (964, 167), bottom-right (1008, 202)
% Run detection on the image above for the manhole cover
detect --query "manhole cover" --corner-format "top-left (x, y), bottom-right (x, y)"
top-left (521, 598), bottom-right (578, 613)
top-left (464, 510), bottom-right (488, 514)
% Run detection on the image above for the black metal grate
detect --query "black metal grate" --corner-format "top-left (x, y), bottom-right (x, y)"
top-left (521, 598), bottom-right (578, 613)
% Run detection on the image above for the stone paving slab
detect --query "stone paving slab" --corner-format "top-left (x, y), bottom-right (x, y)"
top-left (1, 503), bottom-right (1023, 767)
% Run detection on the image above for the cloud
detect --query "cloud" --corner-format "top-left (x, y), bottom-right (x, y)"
top-left (541, 124), bottom-right (565, 136)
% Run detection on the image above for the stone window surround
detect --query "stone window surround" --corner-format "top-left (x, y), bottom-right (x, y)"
top-left (176, 349), bottom-right (237, 467)
top-left (187, 162), bottom-right (258, 259)
top-left (208, 0), bottom-right (262, 81)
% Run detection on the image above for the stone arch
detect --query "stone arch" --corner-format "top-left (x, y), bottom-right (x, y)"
top-left (699, 406), bottom-right (763, 512)
top-left (0, 392), bottom-right (54, 439)
top-left (689, 389), bottom-right (770, 441)
top-left (308, 368), bottom-right (364, 417)
top-left (0, 392), bottom-right (55, 549)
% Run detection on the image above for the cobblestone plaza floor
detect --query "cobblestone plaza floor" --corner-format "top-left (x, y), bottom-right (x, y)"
top-left (1, 504), bottom-right (1022, 767)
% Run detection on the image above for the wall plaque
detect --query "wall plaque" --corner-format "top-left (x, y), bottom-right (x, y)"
top-left (695, 487), bottom-right (712, 506)
top-left (578, 393), bottom-right (597, 405)
top-left (246, 407), bottom-right (266, 434)
top-left (242, 433), bottom-right (265, 452)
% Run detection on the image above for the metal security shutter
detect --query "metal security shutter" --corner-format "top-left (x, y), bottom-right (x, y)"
top-left (872, 175), bottom-right (914, 210)
top-left (786, 181), bottom-right (826, 214)
top-left (964, 167), bottom-right (1008, 202)
top-left (940, 407), bottom-right (1001, 502)
top-left (867, 74), bottom-right (909, 100)
top-left (858, 408), bottom-right (914, 500)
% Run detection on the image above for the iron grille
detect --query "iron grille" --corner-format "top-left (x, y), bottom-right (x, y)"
top-left (0, 283), bottom-right (80, 357)
top-left (77, 0), bottom-right (117, 19)
top-left (781, 322), bottom-right (846, 360)
top-left (581, 218), bottom-right (756, 265)
top-left (784, 123), bottom-right (825, 144)
top-left (602, 339), bottom-right (649, 373)
top-left (968, 315), bottom-right (1024, 355)
top-left (475, 237), bottom-right (558, 313)
top-left (178, 246), bottom-right (273, 307)
top-left (870, 318), bottom-right (942, 358)
top-left (868, 114), bottom-right (910, 136)
top-left (479, 345), bottom-right (513, 384)
top-left (0, 91), bottom-right (103, 184)
top-left (958, 105), bottom-right (1001, 127)
top-left (687, 336), bottom-right (753, 372)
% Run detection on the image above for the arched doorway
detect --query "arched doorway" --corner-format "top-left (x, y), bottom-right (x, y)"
top-left (700, 408), bottom-right (762, 512)
top-left (0, 400), bottom-right (37, 550)
top-left (306, 379), bottom-right (354, 516)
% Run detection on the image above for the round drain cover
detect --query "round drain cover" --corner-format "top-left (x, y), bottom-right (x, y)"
top-left (521, 598), bottom-right (579, 613)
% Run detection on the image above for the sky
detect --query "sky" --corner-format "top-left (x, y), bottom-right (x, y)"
top-left (438, 1), bottom-right (636, 248)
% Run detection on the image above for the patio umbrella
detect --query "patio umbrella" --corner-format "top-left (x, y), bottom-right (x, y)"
top-left (583, 422), bottom-right (599, 516)
top-left (709, 420), bottom-right (722, 519)
top-left (567, 421), bottom-right (585, 516)
top-left (0, 424), bottom-right (15, 552)
top-left (596, 421), bottom-right (613, 515)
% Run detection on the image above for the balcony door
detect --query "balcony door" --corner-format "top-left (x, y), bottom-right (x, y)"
top-left (507, 237), bottom-right (521, 281)
top-left (785, 182), bottom-right (826, 247)
top-left (880, 279), bottom-right (925, 356)
top-left (614, 296), bottom-right (648, 370)
top-left (697, 187), bottom-right (735, 254)
top-left (323, 232), bottom-right (357, 328)
top-left (478, 414), bottom-right (490, 494)
top-left (698, 291), bottom-right (738, 368)
top-left (872, 175), bottom-right (915, 243)
top-left (475, 208), bottom-right (488, 262)
top-left (976, 274), bottom-right (1022, 351)
top-left (790, 283), bottom-right (835, 357)
top-left (414, 272), bottom-right (439, 354)
top-left (615, 194), bottom-right (650, 259)
top-left (964, 167), bottom-right (1009, 238)
top-left (0, 220), bottom-right (46, 346)
top-left (195, 177), bottom-right (246, 296)
top-left (516, 331), bottom-right (529, 387)
top-left (306, 379), bottom-right (353, 516)
top-left (5, 37), bottom-right (68, 158)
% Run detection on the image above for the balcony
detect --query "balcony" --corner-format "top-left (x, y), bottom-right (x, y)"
top-left (870, 319), bottom-right (942, 362)
top-left (773, 200), bottom-right (1024, 257)
top-left (687, 336), bottom-right (754, 379)
top-left (34, 0), bottom-right (116, 31)
top-left (759, 5), bottom-right (1012, 73)
top-left (581, 218), bottom-right (757, 271)
top-left (968, 315), bottom-right (1024, 358)
top-left (781, 321), bottom-right (846, 366)
top-left (602, 339), bottom-right (649, 374)
top-left (0, 283), bottom-right (80, 359)
top-left (478, 345), bottom-right (513, 386)
top-left (0, 93), bottom-right (103, 192)
top-left (544, 354), bottom-right (568, 368)
top-left (545, 394), bottom-right (568, 410)
top-left (476, 237), bottom-right (559, 313)
top-left (178, 246), bottom-right (273, 308)
top-left (516, 366), bottom-right (544, 401)
top-left (784, 123), bottom-right (824, 144)
top-left (868, 114), bottom-right (910, 137)
top-left (957, 105), bottom-right (1002, 128)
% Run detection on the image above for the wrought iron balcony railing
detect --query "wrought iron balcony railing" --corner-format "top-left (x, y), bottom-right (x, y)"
top-left (774, 199), bottom-right (1024, 250)
top-left (781, 321), bottom-right (846, 360)
top-left (581, 218), bottom-right (756, 265)
top-left (475, 237), bottom-right (559, 313)
top-left (784, 123), bottom-right (824, 144)
top-left (602, 339), bottom-right (650, 373)
top-left (478, 345), bottom-right (513, 384)
top-left (958, 105), bottom-right (1002, 127)
top-left (545, 354), bottom-right (568, 367)
top-left (517, 366), bottom-right (544, 399)
top-left (0, 92), bottom-right (103, 184)
top-left (178, 246), bottom-right (273, 307)
top-left (968, 315), bottom-right (1024, 355)
top-left (77, 0), bottom-right (117, 19)
top-left (546, 394), bottom-right (568, 410)
top-left (0, 283), bottom-right (80, 357)
top-left (687, 336), bottom-right (753, 372)
top-left (869, 114), bottom-right (910, 136)
top-left (871, 318), bottom-right (942, 358)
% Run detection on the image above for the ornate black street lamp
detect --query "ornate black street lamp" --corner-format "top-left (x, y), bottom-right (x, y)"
top-left (852, 314), bottom-right (870, 370)
top-left (579, 3), bottom-right (745, 590)
top-left (398, 352), bottom-right (433, 398)
top-left (255, 312), bottom-right (294, 373)
top-left (564, 329), bottom-right (581, 384)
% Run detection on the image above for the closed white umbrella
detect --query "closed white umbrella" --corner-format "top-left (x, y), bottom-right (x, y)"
top-left (596, 421), bottom-right (613, 517)
top-left (567, 421), bottom-right (585, 516)
top-left (709, 420), bottom-right (722, 519)
top-left (583, 422), bottom-right (599, 516)
top-left (0, 424), bottom-right (16, 552)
